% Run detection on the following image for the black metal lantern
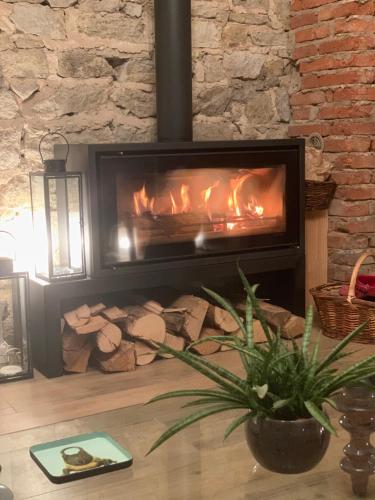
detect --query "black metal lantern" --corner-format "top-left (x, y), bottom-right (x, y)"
top-left (0, 231), bottom-right (32, 382)
top-left (30, 133), bottom-right (86, 281)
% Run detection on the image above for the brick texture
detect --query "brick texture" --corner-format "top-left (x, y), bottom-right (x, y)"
top-left (290, 0), bottom-right (375, 280)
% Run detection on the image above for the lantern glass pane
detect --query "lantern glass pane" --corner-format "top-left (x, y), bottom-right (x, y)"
top-left (0, 274), bottom-right (31, 380)
top-left (47, 175), bottom-right (84, 278)
top-left (30, 175), bottom-right (49, 277)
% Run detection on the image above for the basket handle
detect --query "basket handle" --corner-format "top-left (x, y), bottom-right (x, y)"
top-left (347, 250), bottom-right (375, 303)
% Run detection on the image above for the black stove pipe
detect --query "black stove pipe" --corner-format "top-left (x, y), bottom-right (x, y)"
top-left (154, 0), bottom-right (193, 142)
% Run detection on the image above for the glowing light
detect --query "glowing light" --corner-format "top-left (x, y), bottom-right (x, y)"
top-left (228, 194), bottom-right (234, 211)
top-left (180, 184), bottom-right (190, 213)
top-left (255, 205), bottom-right (264, 216)
top-left (194, 231), bottom-right (205, 248)
top-left (170, 192), bottom-right (177, 214)
top-left (133, 184), bottom-right (153, 215)
top-left (0, 209), bottom-right (35, 273)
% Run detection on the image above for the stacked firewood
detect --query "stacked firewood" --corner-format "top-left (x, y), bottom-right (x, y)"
top-left (61, 296), bottom-right (305, 374)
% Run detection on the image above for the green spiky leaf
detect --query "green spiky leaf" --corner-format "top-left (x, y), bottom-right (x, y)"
top-left (224, 413), bottom-right (251, 440)
top-left (304, 401), bottom-right (337, 436)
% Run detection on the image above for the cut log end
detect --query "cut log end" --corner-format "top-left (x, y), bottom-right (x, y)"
top-left (192, 327), bottom-right (221, 356)
top-left (96, 322), bottom-right (122, 353)
top-left (95, 341), bottom-right (136, 373)
top-left (206, 304), bottom-right (238, 333)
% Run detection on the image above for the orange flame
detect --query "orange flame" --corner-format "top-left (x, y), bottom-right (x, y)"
top-left (227, 193), bottom-right (233, 212)
top-left (133, 184), bottom-right (154, 215)
top-left (170, 192), bottom-right (177, 214)
top-left (180, 184), bottom-right (190, 213)
top-left (132, 174), bottom-right (265, 222)
top-left (201, 181), bottom-right (219, 204)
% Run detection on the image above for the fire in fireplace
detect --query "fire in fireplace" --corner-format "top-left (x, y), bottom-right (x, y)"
top-left (62, 141), bottom-right (302, 276)
top-left (117, 165), bottom-right (285, 262)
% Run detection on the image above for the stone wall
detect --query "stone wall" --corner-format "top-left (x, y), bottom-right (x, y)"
top-left (290, 0), bottom-right (375, 280)
top-left (0, 0), bottom-right (295, 234)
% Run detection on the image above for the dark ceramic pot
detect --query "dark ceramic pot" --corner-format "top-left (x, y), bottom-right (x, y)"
top-left (245, 416), bottom-right (331, 474)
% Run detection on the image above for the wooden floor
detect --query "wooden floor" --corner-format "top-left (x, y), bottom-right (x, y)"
top-left (0, 393), bottom-right (374, 499)
top-left (0, 335), bottom-right (373, 436)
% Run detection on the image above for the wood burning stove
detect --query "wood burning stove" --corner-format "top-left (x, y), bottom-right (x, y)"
top-left (29, 0), bottom-right (305, 378)
top-left (30, 139), bottom-right (305, 378)
top-left (65, 141), bottom-right (303, 277)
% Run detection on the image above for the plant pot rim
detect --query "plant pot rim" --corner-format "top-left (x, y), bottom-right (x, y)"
top-left (248, 415), bottom-right (321, 425)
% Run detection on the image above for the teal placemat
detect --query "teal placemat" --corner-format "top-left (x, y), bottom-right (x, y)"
top-left (30, 432), bottom-right (133, 483)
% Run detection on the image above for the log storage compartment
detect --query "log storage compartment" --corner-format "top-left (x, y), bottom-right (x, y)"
top-left (30, 140), bottom-right (305, 378)
top-left (61, 295), bottom-right (306, 375)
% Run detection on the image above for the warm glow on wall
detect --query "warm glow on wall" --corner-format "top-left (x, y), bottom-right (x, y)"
top-left (0, 209), bottom-right (34, 274)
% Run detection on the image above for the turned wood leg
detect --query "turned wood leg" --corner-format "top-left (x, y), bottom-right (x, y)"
top-left (335, 384), bottom-right (375, 497)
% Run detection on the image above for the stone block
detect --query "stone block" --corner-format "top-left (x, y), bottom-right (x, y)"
top-left (117, 58), bottom-right (154, 84)
top-left (203, 54), bottom-right (226, 83)
top-left (48, 0), bottom-right (77, 6)
top-left (0, 128), bottom-right (22, 171)
top-left (13, 34), bottom-right (44, 49)
top-left (192, 19), bottom-right (222, 48)
top-left (274, 87), bottom-right (290, 122)
top-left (75, 11), bottom-right (149, 43)
top-left (79, 0), bottom-right (122, 12)
top-left (0, 33), bottom-right (13, 51)
top-left (23, 79), bottom-right (112, 119)
top-left (251, 29), bottom-right (288, 46)
top-left (193, 116), bottom-right (239, 140)
top-left (111, 85), bottom-right (155, 118)
top-left (0, 89), bottom-right (18, 119)
top-left (58, 50), bottom-right (113, 78)
top-left (11, 4), bottom-right (65, 40)
top-left (10, 79), bottom-right (39, 102)
top-left (222, 22), bottom-right (249, 48)
top-left (223, 51), bottom-right (265, 79)
top-left (245, 91), bottom-right (275, 123)
top-left (0, 49), bottom-right (48, 78)
top-left (0, 175), bottom-right (30, 214)
top-left (125, 2), bottom-right (142, 17)
top-left (196, 86), bottom-right (233, 116)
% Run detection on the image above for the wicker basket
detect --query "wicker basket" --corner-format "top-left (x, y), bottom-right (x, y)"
top-left (311, 251), bottom-right (375, 344)
top-left (305, 179), bottom-right (336, 211)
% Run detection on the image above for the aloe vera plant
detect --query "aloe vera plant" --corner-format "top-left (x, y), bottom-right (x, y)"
top-left (147, 266), bottom-right (375, 455)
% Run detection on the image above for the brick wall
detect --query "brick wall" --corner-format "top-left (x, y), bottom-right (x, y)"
top-left (290, 0), bottom-right (375, 281)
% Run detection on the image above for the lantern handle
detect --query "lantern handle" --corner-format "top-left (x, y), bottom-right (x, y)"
top-left (38, 132), bottom-right (69, 166)
top-left (0, 230), bottom-right (16, 261)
